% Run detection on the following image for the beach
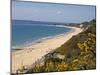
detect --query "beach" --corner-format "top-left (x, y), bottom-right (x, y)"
top-left (12, 26), bottom-right (83, 74)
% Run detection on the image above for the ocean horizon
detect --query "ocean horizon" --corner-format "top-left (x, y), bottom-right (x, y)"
top-left (12, 20), bottom-right (73, 48)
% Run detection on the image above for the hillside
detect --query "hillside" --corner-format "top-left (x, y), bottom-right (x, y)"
top-left (26, 19), bottom-right (96, 73)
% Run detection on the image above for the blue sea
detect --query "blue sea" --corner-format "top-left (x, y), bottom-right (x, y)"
top-left (12, 20), bottom-right (72, 48)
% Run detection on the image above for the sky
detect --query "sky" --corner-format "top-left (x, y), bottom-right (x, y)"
top-left (12, 1), bottom-right (96, 23)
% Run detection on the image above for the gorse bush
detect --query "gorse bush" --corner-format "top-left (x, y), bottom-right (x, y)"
top-left (44, 60), bottom-right (55, 72)
top-left (33, 64), bottom-right (42, 73)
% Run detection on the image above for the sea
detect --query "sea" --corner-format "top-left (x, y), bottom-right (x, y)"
top-left (12, 20), bottom-right (73, 48)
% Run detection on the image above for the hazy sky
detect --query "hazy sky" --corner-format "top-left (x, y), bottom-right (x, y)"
top-left (12, 1), bottom-right (96, 23)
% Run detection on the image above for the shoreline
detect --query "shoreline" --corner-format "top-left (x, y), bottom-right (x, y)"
top-left (12, 25), bottom-right (74, 49)
top-left (12, 25), bottom-right (83, 74)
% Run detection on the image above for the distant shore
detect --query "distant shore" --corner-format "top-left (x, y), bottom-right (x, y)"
top-left (12, 25), bottom-right (83, 74)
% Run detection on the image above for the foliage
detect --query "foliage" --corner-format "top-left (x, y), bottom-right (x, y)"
top-left (33, 64), bottom-right (42, 73)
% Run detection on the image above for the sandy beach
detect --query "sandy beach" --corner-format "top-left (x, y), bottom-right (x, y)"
top-left (12, 26), bottom-right (83, 74)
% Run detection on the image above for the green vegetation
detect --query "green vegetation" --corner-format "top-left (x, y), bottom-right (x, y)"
top-left (27, 19), bottom-right (96, 73)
